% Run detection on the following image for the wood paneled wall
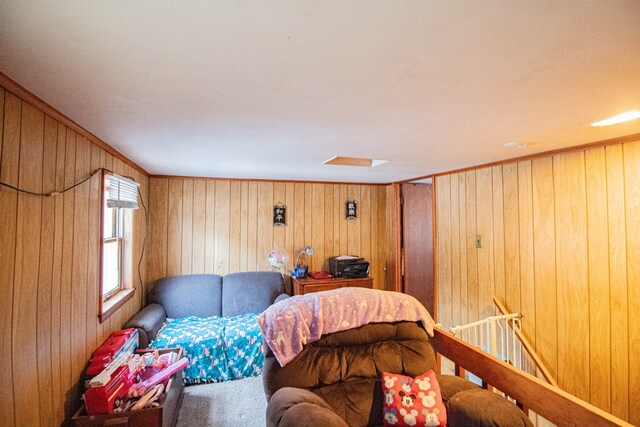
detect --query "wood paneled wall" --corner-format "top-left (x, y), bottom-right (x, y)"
top-left (0, 86), bottom-right (149, 426)
top-left (434, 138), bottom-right (640, 425)
top-left (146, 178), bottom-right (390, 292)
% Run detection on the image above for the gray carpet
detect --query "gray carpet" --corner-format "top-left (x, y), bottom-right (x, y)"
top-left (177, 375), bottom-right (268, 427)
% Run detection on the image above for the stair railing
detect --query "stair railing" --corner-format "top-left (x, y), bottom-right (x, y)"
top-left (492, 296), bottom-right (558, 388)
top-left (431, 328), bottom-right (632, 426)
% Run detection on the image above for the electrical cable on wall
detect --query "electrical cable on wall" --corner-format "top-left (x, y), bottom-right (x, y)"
top-left (137, 191), bottom-right (148, 296)
top-left (0, 166), bottom-right (149, 296)
top-left (0, 167), bottom-right (107, 196)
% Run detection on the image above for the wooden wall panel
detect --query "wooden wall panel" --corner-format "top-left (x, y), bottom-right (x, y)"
top-left (248, 182), bottom-right (259, 270)
top-left (51, 123), bottom-right (66, 423)
top-left (147, 178), bottom-right (168, 284)
top-left (205, 181), bottom-right (217, 273)
top-left (147, 178), bottom-right (388, 290)
top-left (584, 148), bottom-right (611, 411)
top-left (604, 144), bottom-right (628, 419)
top-left (215, 181), bottom-right (232, 273)
top-left (531, 157), bottom-right (558, 380)
top-left (36, 115), bottom-right (57, 426)
top-left (166, 180), bottom-right (183, 276)
top-left (257, 182), bottom-right (273, 272)
top-left (312, 183), bottom-right (325, 270)
top-left (192, 180), bottom-right (206, 273)
top-left (60, 127), bottom-right (75, 406)
top-left (491, 166), bottom-right (505, 308)
top-left (0, 85), bottom-right (149, 426)
top-left (448, 176), bottom-right (460, 327)
top-left (517, 161), bottom-right (535, 345)
top-left (71, 135), bottom-right (89, 384)
top-left (323, 184), bottom-right (334, 271)
top-left (375, 186), bottom-right (388, 290)
top-left (623, 141), bottom-right (640, 426)
top-left (475, 168), bottom-right (494, 321)
top-left (434, 137), bottom-right (640, 423)
top-left (464, 171), bottom-right (478, 323)
top-left (502, 163), bottom-right (521, 314)
top-left (228, 181), bottom-right (242, 273)
top-left (554, 151), bottom-right (589, 401)
top-left (435, 175), bottom-right (451, 327)
top-left (86, 144), bottom-right (101, 361)
top-left (457, 174), bottom-right (468, 326)
top-left (181, 179), bottom-right (193, 274)
top-left (0, 89), bottom-right (19, 424)
top-left (13, 102), bottom-right (44, 426)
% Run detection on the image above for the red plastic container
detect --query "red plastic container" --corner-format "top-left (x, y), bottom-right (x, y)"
top-left (83, 365), bottom-right (133, 414)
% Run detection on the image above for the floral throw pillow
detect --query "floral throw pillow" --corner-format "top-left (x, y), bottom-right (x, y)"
top-left (381, 369), bottom-right (446, 427)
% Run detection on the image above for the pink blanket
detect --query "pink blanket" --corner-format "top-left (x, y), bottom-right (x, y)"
top-left (257, 287), bottom-right (435, 367)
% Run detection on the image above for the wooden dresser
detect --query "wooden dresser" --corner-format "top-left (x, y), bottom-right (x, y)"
top-left (292, 276), bottom-right (373, 295)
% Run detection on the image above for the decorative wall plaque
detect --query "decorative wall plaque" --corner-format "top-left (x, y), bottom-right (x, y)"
top-left (346, 199), bottom-right (357, 220)
top-left (273, 204), bottom-right (286, 226)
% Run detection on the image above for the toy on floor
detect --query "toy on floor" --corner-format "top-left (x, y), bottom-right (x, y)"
top-left (84, 362), bottom-right (137, 415)
top-left (83, 327), bottom-right (187, 415)
top-left (83, 352), bottom-right (186, 414)
top-left (130, 384), bottom-right (165, 410)
top-left (86, 328), bottom-right (139, 377)
top-left (141, 350), bottom-right (169, 370)
top-left (129, 357), bottom-right (189, 397)
top-left (84, 329), bottom-right (142, 415)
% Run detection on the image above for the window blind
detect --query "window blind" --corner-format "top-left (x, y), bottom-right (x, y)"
top-left (105, 174), bottom-right (140, 209)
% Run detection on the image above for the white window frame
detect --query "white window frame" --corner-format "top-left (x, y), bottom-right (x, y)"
top-left (99, 171), bottom-right (136, 322)
top-left (102, 202), bottom-right (124, 299)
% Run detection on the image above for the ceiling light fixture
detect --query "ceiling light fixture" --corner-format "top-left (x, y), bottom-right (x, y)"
top-left (503, 141), bottom-right (527, 149)
top-left (590, 110), bottom-right (640, 127)
top-left (323, 156), bottom-right (390, 167)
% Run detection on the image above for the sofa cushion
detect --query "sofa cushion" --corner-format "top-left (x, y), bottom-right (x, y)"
top-left (151, 315), bottom-right (228, 383)
top-left (224, 312), bottom-right (265, 379)
top-left (222, 271), bottom-right (284, 317)
top-left (150, 313), bottom-right (265, 384)
top-left (148, 274), bottom-right (222, 318)
top-left (446, 388), bottom-right (533, 427)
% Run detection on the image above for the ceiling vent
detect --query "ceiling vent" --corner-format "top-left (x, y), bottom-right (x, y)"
top-left (323, 156), bottom-right (390, 167)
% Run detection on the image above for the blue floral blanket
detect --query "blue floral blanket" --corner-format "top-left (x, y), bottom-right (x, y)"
top-left (150, 313), bottom-right (263, 384)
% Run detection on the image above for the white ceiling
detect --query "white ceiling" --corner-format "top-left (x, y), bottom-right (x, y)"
top-left (1, 1), bottom-right (639, 183)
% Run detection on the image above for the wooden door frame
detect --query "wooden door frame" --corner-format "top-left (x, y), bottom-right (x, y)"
top-left (389, 183), bottom-right (403, 292)
top-left (389, 179), bottom-right (438, 320)
top-left (431, 179), bottom-right (438, 322)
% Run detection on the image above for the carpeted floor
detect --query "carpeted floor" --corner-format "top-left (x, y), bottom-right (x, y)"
top-left (177, 375), bottom-right (267, 427)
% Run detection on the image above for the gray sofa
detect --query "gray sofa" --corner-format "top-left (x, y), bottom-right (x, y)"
top-left (125, 271), bottom-right (288, 348)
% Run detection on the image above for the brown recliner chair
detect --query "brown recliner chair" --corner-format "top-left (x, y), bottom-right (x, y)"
top-left (263, 321), bottom-right (533, 427)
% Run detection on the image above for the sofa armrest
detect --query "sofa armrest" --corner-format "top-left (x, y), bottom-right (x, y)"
top-left (125, 303), bottom-right (167, 348)
top-left (266, 387), bottom-right (347, 427)
top-left (274, 293), bottom-right (290, 304)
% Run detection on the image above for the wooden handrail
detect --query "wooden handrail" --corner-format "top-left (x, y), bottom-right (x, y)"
top-left (431, 328), bottom-right (632, 427)
top-left (492, 296), bottom-right (559, 387)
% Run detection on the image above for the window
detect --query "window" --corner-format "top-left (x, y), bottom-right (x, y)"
top-left (102, 195), bottom-right (123, 298)
top-left (100, 172), bottom-right (139, 322)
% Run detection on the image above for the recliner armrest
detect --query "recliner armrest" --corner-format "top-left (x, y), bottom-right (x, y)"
top-left (447, 388), bottom-right (533, 427)
top-left (274, 293), bottom-right (290, 304)
top-left (436, 374), bottom-right (480, 402)
top-left (124, 303), bottom-right (167, 348)
top-left (266, 387), bottom-right (347, 427)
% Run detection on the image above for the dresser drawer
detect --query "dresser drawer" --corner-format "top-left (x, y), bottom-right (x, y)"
top-left (292, 276), bottom-right (373, 295)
